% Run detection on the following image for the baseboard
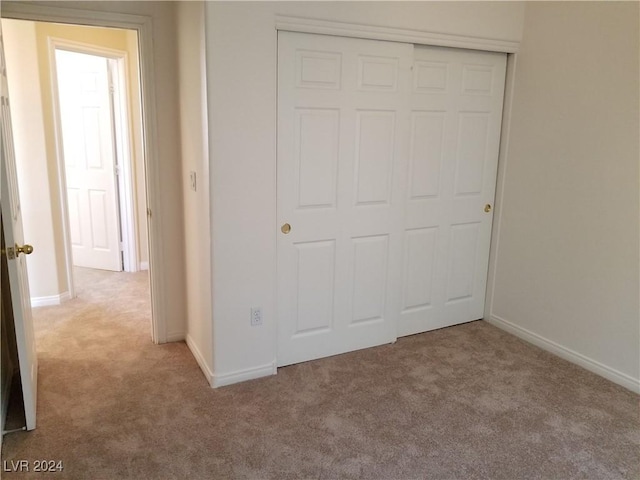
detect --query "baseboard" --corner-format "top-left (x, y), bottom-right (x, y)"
top-left (166, 332), bottom-right (185, 343)
top-left (487, 314), bottom-right (640, 394)
top-left (31, 291), bottom-right (71, 308)
top-left (139, 261), bottom-right (149, 271)
top-left (185, 334), bottom-right (214, 387)
top-left (212, 361), bottom-right (277, 388)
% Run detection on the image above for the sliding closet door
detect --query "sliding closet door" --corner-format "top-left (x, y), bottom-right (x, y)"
top-left (277, 32), bottom-right (412, 367)
top-left (399, 46), bottom-right (506, 336)
top-left (277, 32), bottom-right (507, 365)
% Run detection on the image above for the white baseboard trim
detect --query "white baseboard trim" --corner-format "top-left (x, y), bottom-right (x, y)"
top-left (185, 334), bottom-right (214, 387)
top-left (487, 314), bottom-right (640, 394)
top-left (166, 332), bottom-right (185, 343)
top-left (31, 291), bottom-right (71, 308)
top-left (212, 361), bottom-right (277, 388)
top-left (139, 261), bottom-right (149, 271)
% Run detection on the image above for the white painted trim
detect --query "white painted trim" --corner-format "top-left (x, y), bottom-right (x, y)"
top-left (212, 362), bottom-right (277, 388)
top-left (185, 334), bottom-right (214, 387)
top-left (30, 291), bottom-right (71, 308)
top-left (166, 332), bottom-right (185, 343)
top-left (275, 16), bottom-right (520, 53)
top-left (484, 53), bottom-right (518, 322)
top-left (139, 261), bottom-right (149, 271)
top-left (43, 40), bottom-right (76, 301)
top-left (2, 1), bottom-right (168, 344)
top-left (108, 55), bottom-right (139, 274)
top-left (486, 315), bottom-right (640, 394)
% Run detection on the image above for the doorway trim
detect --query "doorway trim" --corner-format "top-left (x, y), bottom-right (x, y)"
top-left (48, 38), bottom-right (141, 289)
top-left (274, 16), bottom-right (520, 53)
top-left (1, 2), bottom-right (168, 343)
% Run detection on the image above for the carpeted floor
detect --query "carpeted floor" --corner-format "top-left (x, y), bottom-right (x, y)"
top-left (1, 267), bottom-right (638, 479)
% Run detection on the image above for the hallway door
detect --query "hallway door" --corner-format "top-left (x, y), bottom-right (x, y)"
top-left (55, 49), bottom-right (122, 272)
top-left (0, 27), bottom-right (38, 430)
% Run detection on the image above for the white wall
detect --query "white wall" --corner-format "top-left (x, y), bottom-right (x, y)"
top-left (3, 1), bottom-right (187, 340)
top-left (205, 1), bottom-right (525, 385)
top-left (177, 1), bottom-right (213, 384)
top-left (2, 20), bottom-right (61, 299)
top-left (487, 2), bottom-right (639, 392)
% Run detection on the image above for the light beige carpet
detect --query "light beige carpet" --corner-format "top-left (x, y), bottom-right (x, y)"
top-left (1, 267), bottom-right (638, 479)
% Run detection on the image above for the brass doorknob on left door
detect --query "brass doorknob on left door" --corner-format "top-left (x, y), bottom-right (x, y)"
top-left (16, 244), bottom-right (34, 256)
top-left (281, 223), bottom-right (291, 234)
top-left (484, 204), bottom-right (492, 213)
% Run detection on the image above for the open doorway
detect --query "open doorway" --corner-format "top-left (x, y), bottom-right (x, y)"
top-left (1, 19), bottom-right (153, 337)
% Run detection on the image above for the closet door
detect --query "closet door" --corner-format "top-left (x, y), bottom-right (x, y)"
top-left (277, 32), bottom-right (412, 367)
top-left (399, 46), bottom-right (506, 336)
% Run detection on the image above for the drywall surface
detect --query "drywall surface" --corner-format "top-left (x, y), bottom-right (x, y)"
top-left (488, 2), bottom-right (639, 390)
top-left (3, 1), bottom-right (186, 340)
top-left (205, 2), bottom-right (525, 384)
top-left (177, 1), bottom-right (213, 384)
top-left (2, 19), bottom-right (61, 299)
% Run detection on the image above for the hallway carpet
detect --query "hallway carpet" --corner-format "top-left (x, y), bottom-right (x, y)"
top-left (1, 268), bottom-right (638, 479)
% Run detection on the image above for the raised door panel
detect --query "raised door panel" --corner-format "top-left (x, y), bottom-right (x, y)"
top-left (295, 108), bottom-right (340, 209)
top-left (294, 240), bottom-right (336, 336)
top-left (296, 50), bottom-right (342, 89)
top-left (358, 55), bottom-right (399, 92)
top-left (88, 189), bottom-right (110, 250)
top-left (354, 111), bottom-right (396, 206)
top-left (82, 107), bottom-right (103, 170)
top-left (446, 222), bottom-right (480, 303)
top-left (67, 188), bottom-right (82, 246)
top-left (351, 235), bottom-right (389, 325)
top-left (409, 112), bottom-right (445, 200)
top-left (454, 113), bottom-right (490, 197)
top-left (402, 227), bottom-right (437, 312)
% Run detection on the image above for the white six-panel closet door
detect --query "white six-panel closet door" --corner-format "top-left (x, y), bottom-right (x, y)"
top-left (277, 32), bottom-right (506, 366)
top-left (277, 32), bottom-right (413, 367)
top-left (400, 46), bottom-right (506, 336)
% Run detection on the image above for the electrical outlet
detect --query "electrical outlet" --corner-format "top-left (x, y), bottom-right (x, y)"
top-left (250, 307), bottom-right (263, 326)
top-left (189, 171), bottom-right (197, 192)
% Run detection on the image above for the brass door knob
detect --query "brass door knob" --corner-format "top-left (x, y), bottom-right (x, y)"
top-left (281, 223), bottom-right (291, 234)
top-left (16, 244), bottom-right (34, 256)
top-left (484, 204), bottom-right (492, 213)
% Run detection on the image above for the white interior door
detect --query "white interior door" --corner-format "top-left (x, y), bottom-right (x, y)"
top-left (399, 46), bottom-right (506, 336)
top-left (0, 28), bottom-right (38, 430)
top-left (277, 32), bottom-right (413, 366)
top-left (55, 49), bottom-right (122, 272)
top-left (277, 33), bottom-right (507, 366)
